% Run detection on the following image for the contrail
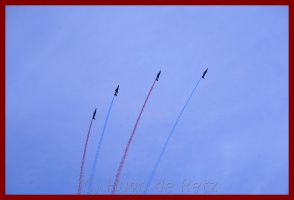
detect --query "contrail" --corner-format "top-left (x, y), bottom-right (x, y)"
top-left (112, 80), bottom-right (157, 194)
top-left (87, 95), bottom-right (115, 193)
top-left (78, 118), bottom-right (94, 194)
top-left (147, 77), bottom-right (202, 191)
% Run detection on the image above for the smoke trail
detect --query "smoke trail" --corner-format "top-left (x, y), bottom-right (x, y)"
top-left (78, 118), bottom-right (94, 194)
top-left (112, 80), bottom-right (157, 194)
top-left (147, 77), bottom-right (202, 190)
top-left (87, 95), bottom-right (115, 193)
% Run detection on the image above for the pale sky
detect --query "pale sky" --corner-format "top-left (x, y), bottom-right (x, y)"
top-left (6, 5), bottom-right (288, 194)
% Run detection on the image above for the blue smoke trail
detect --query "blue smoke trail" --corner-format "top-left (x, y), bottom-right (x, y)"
top-left (147, 77), bottom-right (202, 191)
top-left (87, 95), bottom-right (115, 193)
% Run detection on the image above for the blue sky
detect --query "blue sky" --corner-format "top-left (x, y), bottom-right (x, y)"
top-left (6, 6), bottom-right (288, 194)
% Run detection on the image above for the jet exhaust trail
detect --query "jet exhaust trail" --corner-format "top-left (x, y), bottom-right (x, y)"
top-left (147, 76), bottom-right (203, 190)
top-left (112, 78), bottom-right (158, 194)
top-left (87, 95), bottom-right (116, 193)
top-left (78, 116), bottom-right (94, 194)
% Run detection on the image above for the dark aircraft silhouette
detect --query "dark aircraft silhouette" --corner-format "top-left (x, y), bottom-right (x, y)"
top-left (92, 108), bottom-right (97, 120)
top-left (202, 68), bottom-right (208, 79)
top-left (114, 85), bottom-right (119, 96)
top-left (156, 70), bottom-right (161, 81)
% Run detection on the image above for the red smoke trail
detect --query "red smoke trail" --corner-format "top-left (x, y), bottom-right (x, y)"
top-left (77, 118), bottom-right (93, 194)
top-left (111, 80), bottom-right (156, 194)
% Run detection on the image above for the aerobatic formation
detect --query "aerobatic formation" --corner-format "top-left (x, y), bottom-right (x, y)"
top-left (77, 68), bottom-right (208, 194)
